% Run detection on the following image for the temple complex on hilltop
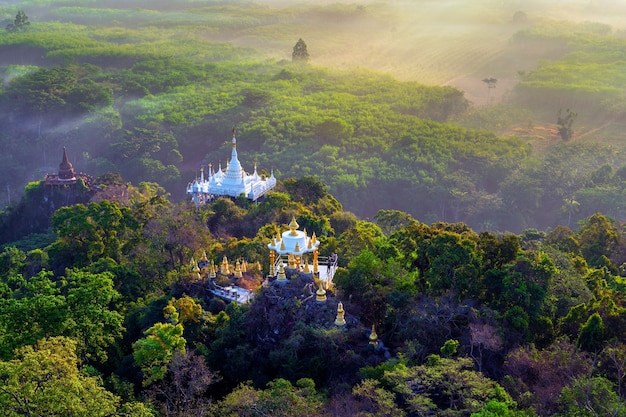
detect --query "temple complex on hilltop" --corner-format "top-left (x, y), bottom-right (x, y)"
top-left (186, 129), bottom-right (276, 207)
top-left (44, 147), bottom-right (92, 188)
top-left (43, 147), bottom-right (129, 204)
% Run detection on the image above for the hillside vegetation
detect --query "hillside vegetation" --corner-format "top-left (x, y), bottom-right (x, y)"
top-left (3, 1), bottom-right (626, 415)
top-left (1, 0), bottom-right (626, 234)
top-left (2, 176), bottom-right (626, 415)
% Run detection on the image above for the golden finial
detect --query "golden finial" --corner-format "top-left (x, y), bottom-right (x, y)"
top-left (277, 263), bottom-right (287, 281)
top-left (234, 260), bottom-right (242, 278)
top-left (295, 242), bottom-right (300, 253)
top-left (369, 325), bottom-right (378, 346)
top-left (280, 239), bottom-right (286, 251)
top-left (289, 217), bottom-right (299, 236)
top-left (220, 255), bottom-right (229, 275)
top-left (315, 281), bottom-right (327, 302)
top-left (335, 302), bottom-right (346, 326)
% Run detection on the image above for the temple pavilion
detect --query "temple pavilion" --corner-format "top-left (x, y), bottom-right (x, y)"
top-left (186, 129), bottom-right (276, 207)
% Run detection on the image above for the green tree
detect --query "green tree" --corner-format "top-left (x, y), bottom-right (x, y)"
top-left (338, 220), bottom-right (384, 263)
top-left (352, 379), bottom-right (406, 417)
top-left (0, 271), bottom-right (68, 360)
top-left (133, 304), bottom-right (186, 386)
top-left (556, 108), bottom-right (577, 141)
top-left (216, 378), bottom-right (323, 417)
top-left (0, 337), bottom-right (120, 416)
top-left (374, 209), bottom-right (417, 236)
top-left (471, 399), bottom-right (534, 417)
top-left (557, 376), bottom-right (625, 417)
top-left (5, 10), bottom-right (30, 33)
top-left (578, 213), bottom-right (621, 267)
top-left (378, 356), bottom-right (515, 417)
top-left (423, 231), bottom-right (481, 299)
top-left (50, 200), bottom-right (136, 268)
top-left (577, 313), bottom-right (605, 352)
top-left (63, 269), bottom-right (125, 362)
top-left (292, 38), bottom-right (310, 62)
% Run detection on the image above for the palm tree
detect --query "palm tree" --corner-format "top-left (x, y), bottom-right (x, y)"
top-left (562, 196), bottom-right (580, 227)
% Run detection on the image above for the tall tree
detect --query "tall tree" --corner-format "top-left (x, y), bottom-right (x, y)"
top-left (0, 337), bottom-right (120, 416)
top-left (557, 108), bottom-right (577, 141)
top-left (133, 304), bottom-right (186, 386)
top-left (5, 10), bottom-right (30, 33)
top-left (292, 38), bottom-right (310, 62)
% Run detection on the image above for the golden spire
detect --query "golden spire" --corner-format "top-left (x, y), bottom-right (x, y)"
top-left (280, 239), bottom-right (286, 251)
top-left (289, 217), bottom-right (299, 236)
top-left (303, 257), bottom-right (311, 273)
top-left (311, 232), bottom-right (317, 244)
top-left (201, 251), bottom-right (208, 262)
top-left (315, 281), bottom-right (327, 303)
top-left (220, 255), bottom-right (230, 275)
top-left (294, 242), bottom-right (300, 253)
top-left (277, 263), bottom-right (287, 281)
top-left (335, 302), bottom-right (346, 326)
top-left (234, 260), bottom-right (242, 278)
top-left (369, 325), bottom-right (378, 346)
top-left (269, 250), bottom-right (276, 276)
top-left (208, 261), bottom-right (216, 279)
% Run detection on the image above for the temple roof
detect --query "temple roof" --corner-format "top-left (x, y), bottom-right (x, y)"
top-left (58, 147), bottom-right (76, 180)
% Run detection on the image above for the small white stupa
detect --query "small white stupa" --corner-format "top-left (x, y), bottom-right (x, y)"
top-left (267, 217), bottom-right (321, 278)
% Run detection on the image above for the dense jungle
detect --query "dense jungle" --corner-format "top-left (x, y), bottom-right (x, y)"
top-left (2, 0), bottom-right (626, 416)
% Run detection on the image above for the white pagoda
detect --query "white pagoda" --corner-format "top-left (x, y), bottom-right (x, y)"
top-left (186, 129), bottom-right (276, 207)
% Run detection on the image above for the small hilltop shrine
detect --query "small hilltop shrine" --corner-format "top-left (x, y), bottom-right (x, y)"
top-left (186, 128), bottom-right (276, 207)
top-left (44, 147), bottom-right (94, 192)
top-left (267, 216), bottom-right (340, 303)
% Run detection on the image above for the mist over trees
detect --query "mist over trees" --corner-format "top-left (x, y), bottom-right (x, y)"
top-left (2, 1), bottom-right (626, 414)
top-left (1, 0), bottom-right (626, 234)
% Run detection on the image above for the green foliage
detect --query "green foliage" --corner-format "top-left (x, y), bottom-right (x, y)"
top-left (216, 377), bottom-right (322, 417)
top-left (556, 108), bottom-right (577, 141)
top-left (0, 337), bottom-right (120, 416)
top-left (132, 320), bottom-right (186, 386)
top-left (292, 38), bottom-right (310, 63)
top-left (49, 200), bottom-right (137, 269)
top-left (0, 269), bottom-right (124, 362)
top-left (5, 10), bottom-right (30, 33)
top-left (557, 376), bottom-right (626, 417)
top-left (577, 313), bottom-right (605, 352)
top-left (440, 339), bottom-right (459, 358)
top-left (376, 356), bottom-right (516, 417)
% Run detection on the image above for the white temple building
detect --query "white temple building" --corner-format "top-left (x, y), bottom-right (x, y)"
top-left (186, 129), bottom-right (276, 207)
